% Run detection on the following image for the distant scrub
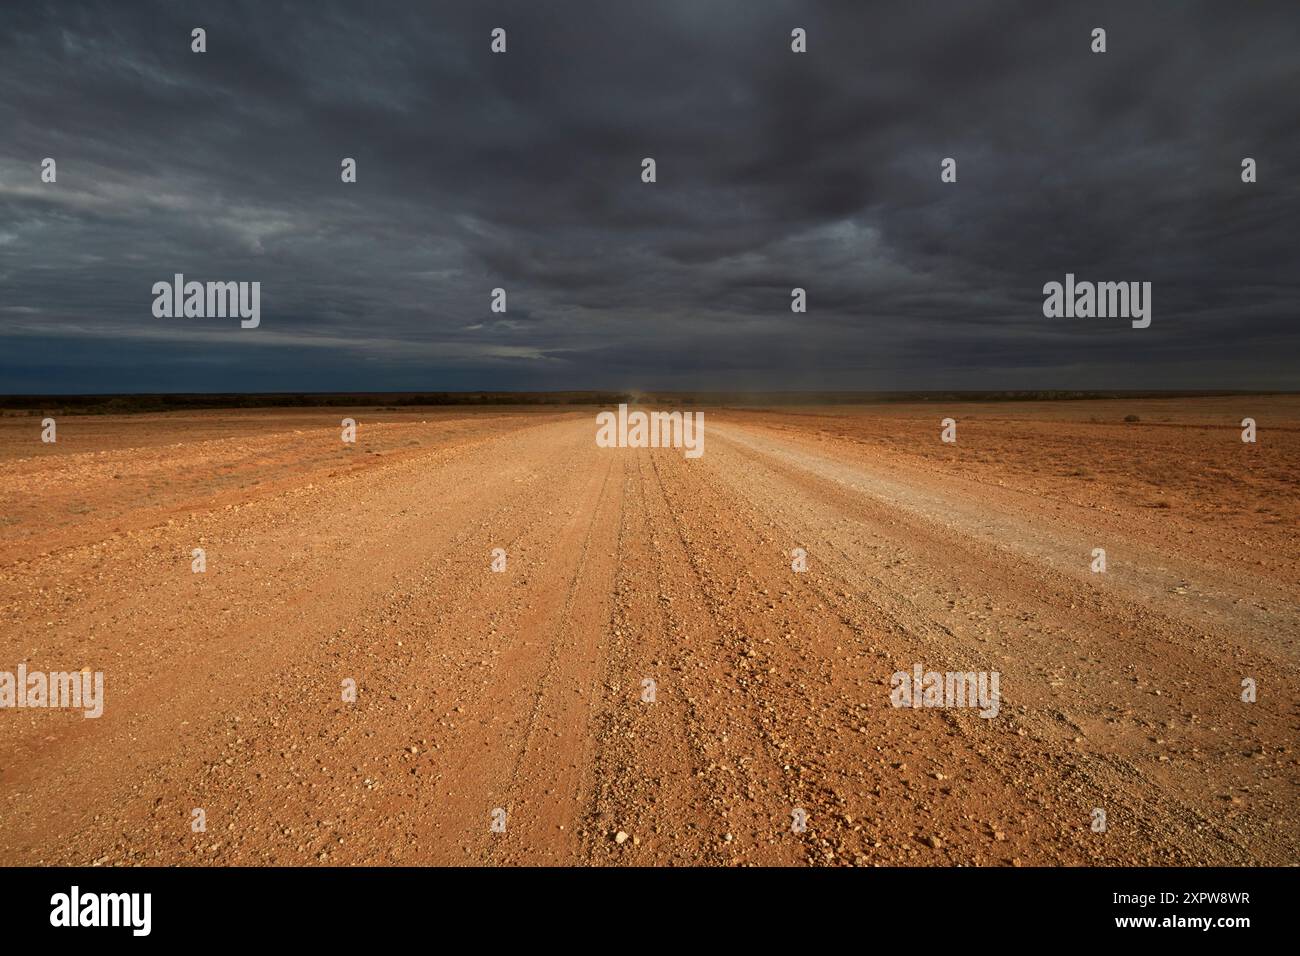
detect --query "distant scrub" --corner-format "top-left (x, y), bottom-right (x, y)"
top-left (0, 392), bottom-right (636, 415)
top-left (0, 389), bottom-right (1276, 416)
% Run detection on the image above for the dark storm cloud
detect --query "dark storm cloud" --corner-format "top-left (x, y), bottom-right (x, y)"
top-left (0, 0), bottom-right (1296, 392)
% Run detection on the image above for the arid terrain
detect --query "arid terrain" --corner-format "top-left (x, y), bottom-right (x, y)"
top-left (0, 397), bottom-right (1296, 866)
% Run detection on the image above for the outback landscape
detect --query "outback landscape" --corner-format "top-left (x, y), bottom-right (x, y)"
top-left (0, 395), bottom-right (1296, 866)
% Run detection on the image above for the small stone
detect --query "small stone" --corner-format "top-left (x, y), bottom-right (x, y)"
top-left (615, 831), bottom-right (629, 844)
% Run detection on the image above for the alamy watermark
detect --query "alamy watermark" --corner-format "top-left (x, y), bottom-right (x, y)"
top-left (152, 273), bottom-right (260, 329)
top-left (1042, 273), bottom-right (1151, 329)
top-left (0, 665), bottom-right (104, 718)
top-left (890, 663), bottom-right (1000, 718)
top-left (596, 404), bottom-right (704, 459)
top-left (50, 886), bottom-right (150, 936)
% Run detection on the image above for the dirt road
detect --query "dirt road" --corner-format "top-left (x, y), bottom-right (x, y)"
top-left (1, 399), bottom-right (1296, 865)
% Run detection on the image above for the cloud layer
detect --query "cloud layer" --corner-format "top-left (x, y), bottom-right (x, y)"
top-left (1, 0), bottom-right (1296, 392)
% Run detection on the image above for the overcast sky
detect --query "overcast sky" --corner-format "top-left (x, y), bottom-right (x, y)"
top-left (1, 0), bottom-right (1296, 393)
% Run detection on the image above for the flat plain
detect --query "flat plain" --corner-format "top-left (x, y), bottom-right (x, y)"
top-left (0, 396), bottom-right (1296, 865)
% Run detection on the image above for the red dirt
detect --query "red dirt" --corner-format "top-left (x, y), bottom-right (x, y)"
top-left (1, 397), bottom-right (1295, 865)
